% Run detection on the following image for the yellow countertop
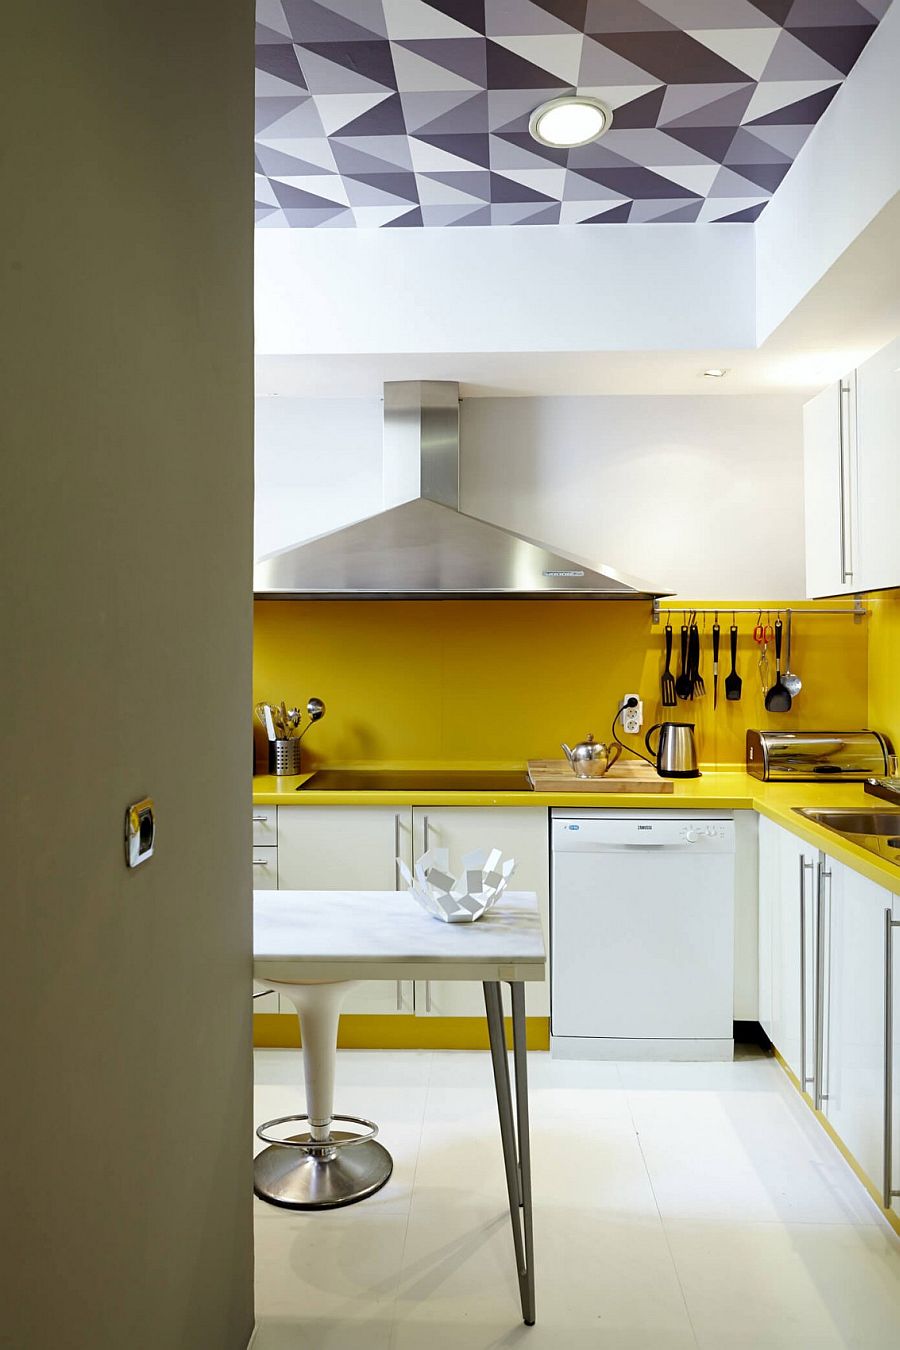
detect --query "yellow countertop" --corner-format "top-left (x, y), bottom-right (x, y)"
top-left (252, 769), bottom-right (900, 896)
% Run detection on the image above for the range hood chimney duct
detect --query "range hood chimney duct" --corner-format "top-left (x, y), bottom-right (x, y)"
top-left (253, 381), bottom-right (670, 601)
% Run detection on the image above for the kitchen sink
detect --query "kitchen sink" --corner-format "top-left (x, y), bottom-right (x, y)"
top-left (793, 807), bottom-right (900, 865)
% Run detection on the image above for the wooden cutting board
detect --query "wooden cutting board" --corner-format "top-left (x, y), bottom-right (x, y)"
top-left (527, 758), bottom-right (674, 793)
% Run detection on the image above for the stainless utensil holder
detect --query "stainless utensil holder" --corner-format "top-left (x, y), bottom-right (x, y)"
top-left (269, 738), bottom-right (301, 776)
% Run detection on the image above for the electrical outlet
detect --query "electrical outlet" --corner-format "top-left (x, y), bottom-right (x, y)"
top-left (620, 695), bottom-right (643, 735)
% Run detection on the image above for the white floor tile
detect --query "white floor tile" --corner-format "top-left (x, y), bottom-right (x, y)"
top-left (254, 1207), bottom-right (406, 1335)
top-left (665, 1219), bottom-right (900, 1350)
top-left (628, 1083), bottom-right (877, 1225)
top-left (252, 1047), bottom-right (899, 1348)
top-left (391, 1200), bottom-right (697, 1349)
top-left (252, 1313), bottom-right (393, 1350)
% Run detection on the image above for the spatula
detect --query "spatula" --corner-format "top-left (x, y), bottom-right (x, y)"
top-left (764, 618), bottom-right (792, 712)
top-left (660, 623), bottom-right (677, 707)
top-left (724, 624), bottom-right (742, 701)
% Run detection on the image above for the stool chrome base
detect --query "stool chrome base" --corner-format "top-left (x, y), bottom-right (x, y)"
top-left (254, 1136), bottom-right (393, 1210)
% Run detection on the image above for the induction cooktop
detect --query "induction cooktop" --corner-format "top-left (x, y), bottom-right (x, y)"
top-left (297, 769), bottom-right (530, 792)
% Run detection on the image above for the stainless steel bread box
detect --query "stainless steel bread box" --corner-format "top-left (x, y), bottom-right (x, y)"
top-left (746, 730), bottom-right (892, 781)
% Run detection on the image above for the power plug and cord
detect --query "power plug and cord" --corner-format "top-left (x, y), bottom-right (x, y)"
top-left (612, 697), bottom-right (656, 768)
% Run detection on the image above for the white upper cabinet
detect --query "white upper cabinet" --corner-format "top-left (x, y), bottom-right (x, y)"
top-left (803, 377), bottom-right (859, 597)
top-left (803, 336), bottom-right (900, 598)
top-left (856, 335), bottom-right (900, 594)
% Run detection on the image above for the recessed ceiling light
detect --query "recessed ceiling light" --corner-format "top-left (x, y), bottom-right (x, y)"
top-left (529, 96), bottom-right (613, 149)
top-left (703, 368), bottom-right (729, 378)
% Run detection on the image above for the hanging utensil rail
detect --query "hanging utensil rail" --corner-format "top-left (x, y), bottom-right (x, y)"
top-left (650, 597), bottom-right (867, 623)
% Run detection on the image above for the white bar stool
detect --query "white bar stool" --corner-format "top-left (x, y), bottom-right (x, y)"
top-left (253, 980), bottom-right (393, 1209)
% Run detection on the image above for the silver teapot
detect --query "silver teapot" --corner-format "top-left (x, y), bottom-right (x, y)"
top-left (561, 734), bottom-right (622, 779)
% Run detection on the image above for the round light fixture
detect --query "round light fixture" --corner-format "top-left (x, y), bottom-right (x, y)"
top-left (528, 95), bottom-right (613, 149)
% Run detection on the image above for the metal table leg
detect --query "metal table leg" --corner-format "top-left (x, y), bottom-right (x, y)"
top-left (484, 980), bottom-right (536, 1326)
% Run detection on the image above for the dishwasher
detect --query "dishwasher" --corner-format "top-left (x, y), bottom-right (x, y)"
top-left (551, 809), bottom-right (735, 1061)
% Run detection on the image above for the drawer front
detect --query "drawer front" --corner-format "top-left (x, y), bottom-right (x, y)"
top-left (252, 846), bottom-right (278, 889)
top-left (252, 807), bottom-right (277, 846)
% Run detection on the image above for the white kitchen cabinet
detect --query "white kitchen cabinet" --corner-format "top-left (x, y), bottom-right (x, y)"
top-left (758, 817), bottom-right (815, 1092)
top-left (802, 336), bottom-right (900, 597)
top-left (278, 805), bottom-right (410, 890)
top-left (892, 889), bottom-right (900, 1219)
top-left (253, 845), bottom-right (280, 1012)
top-left (277, 806), bottom-right (414, 1015)
top-left (821, 856), bottom-right (895, 1204)
top-left (856, 335), bottom-right (900, 592)
top-left (757, 816), bottom-right (777, 1042)
top-left (252, 806), bottom-right (278, 847)
top-left (803, 377), bottom-right (859, 598)
top-left (410, 807), bottom-right (550, 1018)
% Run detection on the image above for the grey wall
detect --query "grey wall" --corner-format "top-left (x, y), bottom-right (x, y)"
top-left (1, 4), bottom-right (255, 1347)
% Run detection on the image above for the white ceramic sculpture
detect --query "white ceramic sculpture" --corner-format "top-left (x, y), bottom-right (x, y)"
top-left (398, 846), bottom-right (517, 923)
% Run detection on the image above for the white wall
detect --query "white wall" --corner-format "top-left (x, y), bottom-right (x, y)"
top-left (255, 393), bottom-right (805, 597)
top-left (756, 0), bottom-right (900, 343)
top-left (256, 396), bottom-right (383, 556)
top-left (255, 222), bottom-right (756, 356)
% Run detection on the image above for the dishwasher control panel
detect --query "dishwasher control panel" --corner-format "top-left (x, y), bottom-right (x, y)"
top-left (552, 812), bottom-right (735, 853)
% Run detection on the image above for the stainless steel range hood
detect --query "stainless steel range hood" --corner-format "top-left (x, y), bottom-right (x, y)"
top-left (253, 382), bottom-right (669, 600)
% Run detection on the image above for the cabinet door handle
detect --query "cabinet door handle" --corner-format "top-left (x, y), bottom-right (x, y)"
top-left (394, 813), bottom-right (401, 889)
top-left (884, 908), bottom-right (900, 1209)
top-left (425, 980), bottom-right (432, 1014)
top-left (814, 863), bottom-right (831, 1111)
top-left (252, 815), bottom-right (269, 824)
top-left (422, 814), bottom-right (430, 853)
top-left (799, 857), bottom-right (815, 1092)
top-left (252, 858), bottom-right (269, 866)
top-left (839, 379), bottom-right (854, 584)
top-left (396, 980), bottom-right (403, 1012)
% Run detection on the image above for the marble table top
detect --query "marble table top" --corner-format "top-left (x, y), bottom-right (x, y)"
top-left (253, 889), bottom-right (546, 984)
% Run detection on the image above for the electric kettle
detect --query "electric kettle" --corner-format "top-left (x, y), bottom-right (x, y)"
top-left (645, 721), bottom-right (701, 779)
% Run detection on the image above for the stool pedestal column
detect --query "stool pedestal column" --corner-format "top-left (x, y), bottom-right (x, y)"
top-left (253, 979), bottom-right (393, 1209)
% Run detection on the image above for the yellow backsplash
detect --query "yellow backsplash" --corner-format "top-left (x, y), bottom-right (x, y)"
top-left (254, 598), bottom-right (871, 770)
top-left (867, 588), bottom-right (900, 753)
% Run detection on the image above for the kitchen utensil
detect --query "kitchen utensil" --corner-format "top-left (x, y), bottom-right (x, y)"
top-left (712, 621), bottom-right (720, 710)
top-left (269, 737), bottom-right (302, 776)
top-left (689, 621), bottom-right (704, 698)
top-left (295, 696), bottom-right (327, 742)
top-left (758, 643), bottom-right (769, 698)
top-left (262, 704), bottom-right (277, 742)
top-left (660, 624), bottom-right (677, 707)
top-left (287, 707), bottom-right (302, 730)
top-left (725, 625), bottom-right (742, 701)
top-left (782, 611), bottom-right (801, 698)
top-left (675, 624), bottom-right (692, 701)
top-left (644, 721), bottom-right (701, 778)
top-left (561, 735), bottom-right (622, 779)
top-left (764, 619), bottom-right (793, 712)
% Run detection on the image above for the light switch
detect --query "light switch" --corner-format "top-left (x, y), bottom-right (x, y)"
top-left (125, 798), bottom-right (155, 868)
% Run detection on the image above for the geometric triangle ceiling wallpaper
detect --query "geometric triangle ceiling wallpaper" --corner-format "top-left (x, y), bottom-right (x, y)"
top-left (255, 0), bottom-right (891, 227)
